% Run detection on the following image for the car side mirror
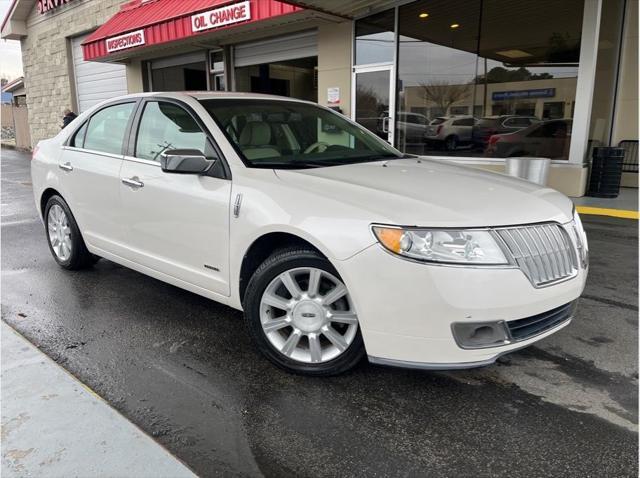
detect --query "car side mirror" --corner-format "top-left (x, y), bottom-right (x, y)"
top-left (160, 149), bottom-right (215, 174)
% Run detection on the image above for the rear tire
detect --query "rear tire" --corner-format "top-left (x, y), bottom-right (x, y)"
top-left (243, 247), bottom-right (365, 376)
top-left (445, 135), bottom-right (458, 151)
top-left (44, 195), bottom-right (95, 270)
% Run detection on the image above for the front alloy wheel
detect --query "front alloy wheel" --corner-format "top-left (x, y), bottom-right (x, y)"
top-left (244, 248), bottom-right (365, 375)
top-left (260, 267), bottom-right (358, 364)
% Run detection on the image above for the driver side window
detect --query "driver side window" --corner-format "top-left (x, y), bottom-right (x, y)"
top-left (135, 102), bottom-right (207, 162)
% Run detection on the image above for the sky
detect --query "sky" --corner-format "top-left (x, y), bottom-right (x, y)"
top-left (0, 0), bottom-right (24, 81)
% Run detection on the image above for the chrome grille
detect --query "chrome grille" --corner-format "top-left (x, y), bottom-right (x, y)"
top-left (496, 223), bottom-right (578, 287)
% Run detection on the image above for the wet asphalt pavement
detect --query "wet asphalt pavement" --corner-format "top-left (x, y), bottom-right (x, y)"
top-left (2, 147), bottom-right (638, 477)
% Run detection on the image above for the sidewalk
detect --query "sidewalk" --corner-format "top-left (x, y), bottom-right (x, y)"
top-left (1, 321), bottom-right (197, 478)
top-left (573, 187), bottom-right (638, 219)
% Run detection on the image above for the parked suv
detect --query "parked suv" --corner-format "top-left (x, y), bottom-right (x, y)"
top-left (32, 93), bottom-right (587, 376)
top-left (473, 115), bottom-right (540, 150)
top-left (425, 116), bottom-right (475, 151)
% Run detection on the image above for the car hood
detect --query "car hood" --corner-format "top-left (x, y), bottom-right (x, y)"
top-left (274, 158), bottom-right (573, 227)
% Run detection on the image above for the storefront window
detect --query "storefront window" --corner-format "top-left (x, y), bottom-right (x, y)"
top-left (235, 57), bottom-right (318, 102)
top-left (394, 0), bottom-right (584, 160)
top-left (354, 10), bottom-right (395, 65)
top-left (396, 0), bottom-right (481, 153)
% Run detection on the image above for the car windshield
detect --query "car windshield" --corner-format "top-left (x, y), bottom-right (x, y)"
top-left (199, 99), bottom-right (402, 168)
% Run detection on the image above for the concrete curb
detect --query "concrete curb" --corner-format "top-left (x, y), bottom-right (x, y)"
top-left (1, 321), bottom-right (198, 478)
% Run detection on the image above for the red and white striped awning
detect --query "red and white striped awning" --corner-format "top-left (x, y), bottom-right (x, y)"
top-left (82, 0), bottom-right (303, 61)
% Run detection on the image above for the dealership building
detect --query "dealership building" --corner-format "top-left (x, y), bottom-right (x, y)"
top-left (2, 0), bottom-right (637, 196)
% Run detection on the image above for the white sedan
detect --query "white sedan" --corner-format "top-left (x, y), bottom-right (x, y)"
top-left (31, 92), bottom-right (588, 375)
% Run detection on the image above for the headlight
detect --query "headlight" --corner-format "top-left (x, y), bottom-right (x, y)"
top-left (372, 225), bottom-right (510, 265)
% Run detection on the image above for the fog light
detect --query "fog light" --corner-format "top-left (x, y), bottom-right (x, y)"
top-left (451, 321), bottom-right (511, 349)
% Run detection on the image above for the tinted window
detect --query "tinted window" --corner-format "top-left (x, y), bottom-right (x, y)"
top-left (135, 102), bottom-right (207, 161)
top-left (477, 118), bottom-right (500, 127)
top-left (84, 103), bottom-right (135, 155)
top-left (452, 118), bottom-right (474, 126)
top-left (528, 121), bottom-right (571, 138)
top-left (71, 122), bottom-right (88, 148)
top-left (503, 117), bottom-right (532, 127)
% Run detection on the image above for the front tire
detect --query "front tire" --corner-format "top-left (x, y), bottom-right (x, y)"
top-left (44, 195), bottom-right (95, 270)
top-left (243, 247), bottom-right (365, 376)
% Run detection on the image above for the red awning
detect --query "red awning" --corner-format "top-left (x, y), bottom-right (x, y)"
top-left (82, 0), bottom-right (302, 61)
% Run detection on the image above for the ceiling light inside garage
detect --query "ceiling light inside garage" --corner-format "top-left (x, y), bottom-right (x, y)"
top-left (495, 49), bottom-right (533, 58)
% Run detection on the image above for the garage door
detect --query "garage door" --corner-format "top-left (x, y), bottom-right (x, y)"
top-left (71, 34), bottom-right (128, 113)
top-left (233, 30), bottom-right (317, 67)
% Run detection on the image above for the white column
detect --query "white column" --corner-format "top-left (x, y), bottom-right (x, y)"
top-left (568, 0), bottom-right (603, 164)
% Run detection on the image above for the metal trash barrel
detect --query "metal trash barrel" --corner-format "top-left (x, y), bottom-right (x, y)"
top-left (505, 157), bottom-right (551, 186)
top-left (587, 147), bottom-right (625, 198)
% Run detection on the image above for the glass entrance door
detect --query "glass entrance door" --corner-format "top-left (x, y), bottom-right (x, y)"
top-left (353, 65), bottom-right (394, 144)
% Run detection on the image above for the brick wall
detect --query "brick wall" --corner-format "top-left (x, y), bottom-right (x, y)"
top-left (20, 0), bottom-right (124, 147)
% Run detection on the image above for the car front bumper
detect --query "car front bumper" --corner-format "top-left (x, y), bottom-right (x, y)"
top-left (335, 243), bottom-right (587, 369)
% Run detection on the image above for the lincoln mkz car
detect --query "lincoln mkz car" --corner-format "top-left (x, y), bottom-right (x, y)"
top-left (31, 93), bottom-right (588, 375)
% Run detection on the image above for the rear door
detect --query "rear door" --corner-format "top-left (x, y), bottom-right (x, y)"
top-left (118, 99), bottom-right (232, 295)
top-left (58, 101), bottom-right (137, 252)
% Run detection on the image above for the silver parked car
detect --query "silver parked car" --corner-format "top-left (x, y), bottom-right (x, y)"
top-left (425, 116), bottom-right (475, 151)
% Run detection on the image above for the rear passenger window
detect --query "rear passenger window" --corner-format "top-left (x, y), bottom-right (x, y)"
top-left (83, 103), bottom-right (135, 155)
top-left (71, 122), bottom-right (88, 148)
top-left (135, 102), bottom-right (207, 162)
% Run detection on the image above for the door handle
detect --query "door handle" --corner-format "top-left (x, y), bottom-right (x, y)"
top-left (122, 177), bottom-right (144, 188)
top-left (381, 116), bottom-right (390, 133)
top-left (59, 162), bottom-right (73, 172)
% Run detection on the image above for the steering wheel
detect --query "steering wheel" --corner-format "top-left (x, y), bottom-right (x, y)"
top-left (304, 142), bottom-right (330, 154)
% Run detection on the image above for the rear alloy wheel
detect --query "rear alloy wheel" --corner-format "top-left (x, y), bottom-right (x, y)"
top-left (44, 195), bottom-right (96, 270)
top-left (244, 248), bottom-right (365, 375)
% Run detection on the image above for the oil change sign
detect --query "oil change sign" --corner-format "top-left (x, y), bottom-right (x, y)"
top-left (106, 30), bottom-right (145, 53)
top-left (191, 1), bottom-right (251, 33)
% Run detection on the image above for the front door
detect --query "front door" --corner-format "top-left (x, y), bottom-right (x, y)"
top-left (119, 100), bottom-right (232, 296)
top-left (353, 65), bottom-right (395, 145)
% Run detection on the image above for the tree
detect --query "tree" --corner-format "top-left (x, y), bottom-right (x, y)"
top-left (417, 80), bottom-right (471, 114)
top-left (474, 67), bottom-right (554, 84)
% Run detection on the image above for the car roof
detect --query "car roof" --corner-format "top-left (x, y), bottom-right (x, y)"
top-left (97, 91), bottom-right (316, 104)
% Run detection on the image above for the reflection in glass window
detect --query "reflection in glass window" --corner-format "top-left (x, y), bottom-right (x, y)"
top-left (394, 0), bottom-right (584, 161)
top-left (355, 10), bottom-right (395, 65)
top-left (135, 102), bottom-right (207, 161)
top-left (396, 0), bottom-right (481, 153)
top-left (84, 103), bottom-right (135, 155)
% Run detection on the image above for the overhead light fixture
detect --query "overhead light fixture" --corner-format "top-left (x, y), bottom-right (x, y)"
top-left (495, 49), bottom-right (533, 58)
top-left (450, 23), bottom-right (460, 29)
top-left (419, 12), bottom-right (429, 18)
